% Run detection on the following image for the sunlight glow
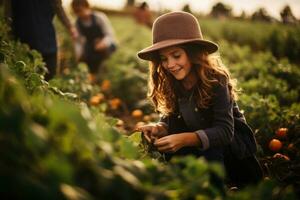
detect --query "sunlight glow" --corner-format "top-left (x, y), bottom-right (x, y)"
top-left (63, 0), bottom-right (300, 19)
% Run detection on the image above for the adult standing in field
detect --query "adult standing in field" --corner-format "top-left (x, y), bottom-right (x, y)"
top-left (133, 2), bottom-right (153, 29)
top-left (71, 0), bottom-right (117, 80)
top-left (9, 0), bottom-right (77, 81)
top-left (136, 11), bottom-right (263, 189)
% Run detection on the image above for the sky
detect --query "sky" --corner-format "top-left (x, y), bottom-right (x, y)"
top-left (63, 0), bottom-right (300, 20)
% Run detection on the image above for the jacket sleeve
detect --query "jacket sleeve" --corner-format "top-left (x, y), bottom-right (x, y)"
top-left (95, 12), bottom-right (116, 47)
top-left (158, 115), bottom-right (168, 129)
top-left (196, 83), bottom-right (234, 149)
top-left (158, 114), bottom-right (189, 135)
top-left (52, 0), bottom-right (72, 31)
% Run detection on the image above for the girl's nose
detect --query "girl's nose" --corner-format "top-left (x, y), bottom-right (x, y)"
top-left (166, 58), bottom-right (176, 69)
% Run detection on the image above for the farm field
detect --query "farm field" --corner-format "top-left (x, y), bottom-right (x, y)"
top-left (1, 8), bottom-right (300, 200)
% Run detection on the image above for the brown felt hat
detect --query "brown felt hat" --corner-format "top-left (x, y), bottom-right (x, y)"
top-left (137, 11), bottom-right (218, 61)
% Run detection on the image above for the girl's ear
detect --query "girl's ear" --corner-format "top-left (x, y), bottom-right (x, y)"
top-left (192, 50), bottom-right (210, 66)
top-left (188, 52), bottom-right (202, 65)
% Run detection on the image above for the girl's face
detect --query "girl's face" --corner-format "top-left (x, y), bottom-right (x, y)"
top-left (159, 46), bottom-right (192, 81)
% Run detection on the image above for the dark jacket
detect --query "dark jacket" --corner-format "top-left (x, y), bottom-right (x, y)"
top-left (160, 81), bottom-right (262, 186)
top-left (160, 82), bottom-right (257, 160)
top-left (11, 0), bottom-right (57, 54)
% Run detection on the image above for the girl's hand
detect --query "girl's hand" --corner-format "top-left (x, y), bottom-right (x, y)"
top-left (94, 39), bottom-right (107, 51)
top-left (136, 123), bottom-right (168, 143)
top-left (154, 132), bottom-right (201, 153)
top-left (70, 26), bottom-right (79, 40)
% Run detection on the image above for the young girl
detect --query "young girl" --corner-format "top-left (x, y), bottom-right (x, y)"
top-left (72, 0), bottom-right (117, 77)
top-left (136, 11), bottom-right (262, 188)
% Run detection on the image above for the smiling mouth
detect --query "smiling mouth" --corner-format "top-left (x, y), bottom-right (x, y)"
top-left (170, 67), bottom-right (182, 73)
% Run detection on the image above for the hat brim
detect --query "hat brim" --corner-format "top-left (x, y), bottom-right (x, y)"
top-left (137, 38), bottom-right (218, 61)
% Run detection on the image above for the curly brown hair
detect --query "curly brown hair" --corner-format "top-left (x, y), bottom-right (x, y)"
top-left (148, 44), bottom-right (238, 115)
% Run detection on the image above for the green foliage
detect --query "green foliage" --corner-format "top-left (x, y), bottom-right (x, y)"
top-left (239, 94), bottom-right (280, 132)
top-left (268, 28), bottom-right (300, 61)
top-left (220, 39), bottom-right (300, 106)
top-left (227, 179), bottom-right (297, 200)
top-left (0, 67), bottom-right (230, 199)
top-left (50, 63), bottom-right (98, 101)
top-left (0, 19), bottom-right (78, 102)
top-left (104, 16), bottom-right (150, 109)
top-left (200, 18), bottom-right (300, 62)
top-left (220, 39), bottom-right (300, 157)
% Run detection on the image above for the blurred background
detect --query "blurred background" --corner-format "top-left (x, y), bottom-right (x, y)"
top-left (1, 0), bottom-right (300, 199)
top-left (63, 0), bottom-right (300, 20)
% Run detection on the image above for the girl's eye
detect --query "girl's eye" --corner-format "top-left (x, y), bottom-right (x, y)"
top-left (160, 57), bottom-right (167, 62)
top-left (173, 54), bottom-right (181, 59)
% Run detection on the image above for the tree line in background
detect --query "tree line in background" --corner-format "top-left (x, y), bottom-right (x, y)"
top-left (207, 3), bottom-right (298, 24)
top-left (125, 0), bottom-right (299, 25)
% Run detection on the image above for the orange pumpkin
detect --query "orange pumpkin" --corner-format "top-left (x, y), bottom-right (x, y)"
top-left (132, 109), bottom-right (143, 119)
top-left (276, 128), bottom-right (288, 138)
top-left (89, 93), bottom-right (104, 106)
top-left (269, 139), bottom-right (282, 152)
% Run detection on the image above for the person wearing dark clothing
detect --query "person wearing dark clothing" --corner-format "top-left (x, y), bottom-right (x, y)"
top-left (9, 0), bottom-right (77, 80)
top-left (72, 0), bottom-right (117, 77)
top-left (136, 11), bottom-right (262, 189)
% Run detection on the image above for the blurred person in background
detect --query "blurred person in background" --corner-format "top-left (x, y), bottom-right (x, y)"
top-left (8, 0), bottom-right (77, 81)
top-left (72, 0), bottom-right (117, 81)
top-left (133, 1), bottom-right (153, 29)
